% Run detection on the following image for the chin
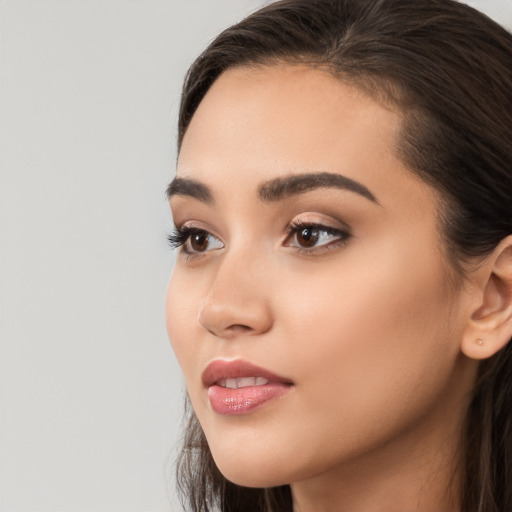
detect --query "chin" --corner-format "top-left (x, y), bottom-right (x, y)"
top-left (217, 464), bottom-right (290, 489)
top-left (209, 445), bottom-right (295, 488)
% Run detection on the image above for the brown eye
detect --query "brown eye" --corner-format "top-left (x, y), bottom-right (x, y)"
top-left (286, 223), bottom-right (350, 251)
top-left (296, 227), bottom-right (320, 248)
top-left (169, 225), bottom-right (224, 254)
top-left (182, 229), bottom-right (224, 254)
top-left (190, 231), bottom-right (209, 252)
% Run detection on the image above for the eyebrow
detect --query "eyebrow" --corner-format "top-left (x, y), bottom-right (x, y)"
top-left (257, 172), bottom-right (378, 203)
top-left (166, 177), bottom-right (213, 203)
top-left (167, 171), bottom-right (377, 204)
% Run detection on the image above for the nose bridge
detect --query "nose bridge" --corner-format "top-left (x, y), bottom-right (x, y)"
top-left (198, 246), bottom-right (273, 338)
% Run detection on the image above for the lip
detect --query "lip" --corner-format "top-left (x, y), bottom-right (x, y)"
top-left (202, 359), bottom-right (293, 388)
top-left (202, 359), bottom-right (294, 416)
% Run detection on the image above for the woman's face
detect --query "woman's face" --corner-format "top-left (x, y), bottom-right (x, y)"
top-left (166, 65), bottom-right (475, 488)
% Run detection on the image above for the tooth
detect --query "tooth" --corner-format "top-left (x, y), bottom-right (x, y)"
top-left (225, 378), bottom-right (237, 389)
top-left (237, 377), bottom-right (256, 387)
top-left (255, 377), bottom-right (269, 385)
top-left (218, 379), bottom-right (226, 387)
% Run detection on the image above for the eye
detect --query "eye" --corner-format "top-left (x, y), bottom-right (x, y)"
top-left (285, 222), bottom-right (349, 250)
top-left (168, 226), bottom-right (224, 254)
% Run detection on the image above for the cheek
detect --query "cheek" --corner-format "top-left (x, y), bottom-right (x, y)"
top-left (273, 245), bottom-right (461, 446)
top-left (281, 247), bottom-right (449, 348)
top-left (165, 272), bottom-right (201, 379)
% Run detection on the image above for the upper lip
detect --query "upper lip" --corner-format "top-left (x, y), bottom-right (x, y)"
top-left (202, 359), bottom-right (293, 388)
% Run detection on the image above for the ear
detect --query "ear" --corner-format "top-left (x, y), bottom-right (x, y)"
top-left (461, 235), bottom-right (512, 360)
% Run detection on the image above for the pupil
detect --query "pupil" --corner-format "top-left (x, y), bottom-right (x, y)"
top-left (299, 227), bottom-right (319, 247)
top-left (191, 232), bottom-right (208, 251)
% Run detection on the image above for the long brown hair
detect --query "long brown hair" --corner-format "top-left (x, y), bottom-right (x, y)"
top-left (173, 1), bottom-right (512, 510)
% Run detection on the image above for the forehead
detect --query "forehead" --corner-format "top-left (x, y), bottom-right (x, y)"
top-left (175, 64), bottom-right (442, 230)
top-left (177, 65), bottom-right (405, 186)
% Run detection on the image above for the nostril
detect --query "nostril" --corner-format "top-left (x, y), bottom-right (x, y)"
top-left (227, 324), bottom-right (253, 333)
top-left (203, 323), bottom-right (253, 338)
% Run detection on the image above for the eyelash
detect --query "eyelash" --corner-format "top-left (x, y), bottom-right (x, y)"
top-left (168, 221), bottom-right (351, 255)
top-left (285, 219), bottom-right (351, 253)
top-left (167, 225), bottom-right (207, 251)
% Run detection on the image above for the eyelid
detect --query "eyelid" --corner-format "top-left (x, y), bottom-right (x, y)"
top-left (173, 220), bottom-right (221, 240)
top-left (284, 216), bottom-right (352, 252)
top-left (168, 223), bottom-right (224, 255)
top-left (286, 213), bottom-right (351, 235)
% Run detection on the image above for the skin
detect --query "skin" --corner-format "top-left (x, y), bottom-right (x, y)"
top-left (166, 65), bottom-right (484, 512)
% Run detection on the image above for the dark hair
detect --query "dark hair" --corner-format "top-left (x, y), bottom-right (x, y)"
top-left (174, 1), bottom-right (512, 510)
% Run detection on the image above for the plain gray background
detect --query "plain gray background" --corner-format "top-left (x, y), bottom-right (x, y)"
top-left (1, 1), bottom-right (511, 511)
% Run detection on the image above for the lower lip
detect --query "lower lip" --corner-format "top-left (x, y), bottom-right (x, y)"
top-left (208, 383), bottom-right (291, 415)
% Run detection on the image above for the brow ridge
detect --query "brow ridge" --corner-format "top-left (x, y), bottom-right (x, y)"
top-left (166, 177), bottom-right (213, 203)
top-left (257, 172), bottom-right (377, 203)
top-left (167, 171), bottom-right (377, 205)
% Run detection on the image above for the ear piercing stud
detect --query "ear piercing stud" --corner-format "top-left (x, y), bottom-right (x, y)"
top-left (476, 338), bottom-right (485, 346)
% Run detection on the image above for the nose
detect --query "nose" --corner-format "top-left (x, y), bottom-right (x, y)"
top-left (198, 253), bottom-right (274, 339)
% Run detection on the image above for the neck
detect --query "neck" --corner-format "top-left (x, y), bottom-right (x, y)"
top-left (291, 424), bottom-right (462, 512)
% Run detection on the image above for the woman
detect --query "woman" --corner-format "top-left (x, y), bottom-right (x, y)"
top-left (165, 0), bottom-right (512, 510)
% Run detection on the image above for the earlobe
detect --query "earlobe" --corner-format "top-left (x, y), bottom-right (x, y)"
top-left (461, 236), bottom-right (512, 360)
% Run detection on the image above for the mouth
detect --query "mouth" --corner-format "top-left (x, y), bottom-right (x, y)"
top-left (202, 359), bottom-right (294, 415)
top-left (217, 376), bottom-right (271, 388)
